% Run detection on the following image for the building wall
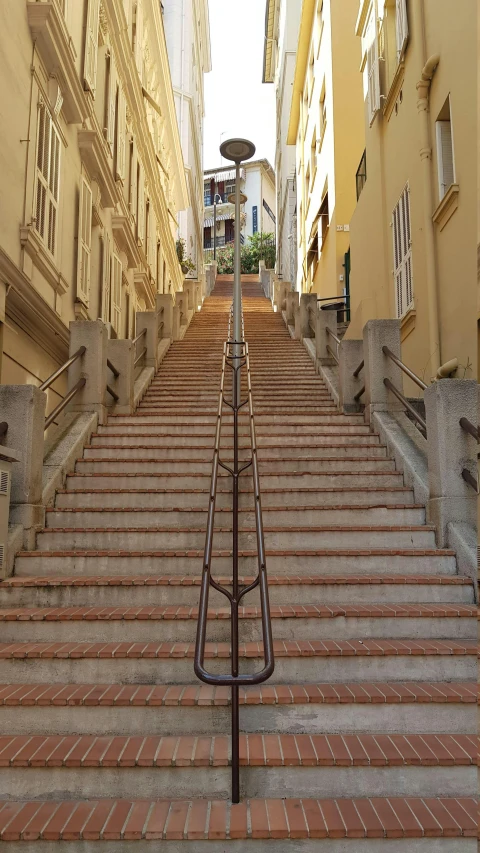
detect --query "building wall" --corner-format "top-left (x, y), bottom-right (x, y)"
top-left (203, 160), bottom-right (276, 249)
top-left (163, 0), bottom-right (211, 286)
top-left (0, 0), bottom-right (188, 420)
top-left (288, 0), bottom-right (365, 297)
top-left (348, 0), bottom-right (477, 390)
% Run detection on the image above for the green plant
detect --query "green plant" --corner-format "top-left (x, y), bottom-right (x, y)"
top-left (176, 238), bottom-right (196, 274)
top-left (213, 233), bottom-right (276, 276)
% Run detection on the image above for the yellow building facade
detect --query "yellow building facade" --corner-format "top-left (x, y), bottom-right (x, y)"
top-left (0, 0), bottom-right (189, 419)
top-left (287, 0), bottom-right (365, 298)
top-left (347, 0), bottom-right (477, 388)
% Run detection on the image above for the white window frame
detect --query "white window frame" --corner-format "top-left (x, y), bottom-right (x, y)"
top-left (76, 176), bottom-right (93, 306)
top-left (101, 232), bottom-right (111, 324)
top-left (106, 52), bottom-right (117, 155)
top-left (34, 101), bottom-right (61, 258)
top-left (366, 16), bottom-right (380, 125)
top-left (116, 87), bottom-right (126, 182)
top-left (436, 109), bottom-right (456, 200)
top-left (395, 0), bottom-right (409, 61)
top-left (84, 0), bottom-right (100, 94)
top-left (111, 252), bottom-right (123, 335)
top-left (393, 184), bottom-right (413, 319)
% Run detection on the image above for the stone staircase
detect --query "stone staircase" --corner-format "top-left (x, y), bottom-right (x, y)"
top-left (0, 275), bottom-right (476, 848)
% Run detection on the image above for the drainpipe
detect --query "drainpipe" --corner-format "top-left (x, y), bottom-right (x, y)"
top-left (416, 53), bottom-right (441, 374)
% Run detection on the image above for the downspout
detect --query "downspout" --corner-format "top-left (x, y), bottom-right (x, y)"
top-left (416, 52), bottom-right (440, 373)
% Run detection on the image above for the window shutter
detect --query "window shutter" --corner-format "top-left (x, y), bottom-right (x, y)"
top-left (116, 87), bottom-right (126, 182)
top-left (436, 120), bottom-right (455, 199)
top-left (111, 253), bottom-right (123, 334)
top-left (134, 0), bottom-right (144, 79)
top-left (101, 232), bottom-right (111, 323)
top-left (393, 185), bottom-right (413, 318)
top-left (106, 54), bottom-right (117, 155)
top-left (129, 140), bottom-right (137, 219)
top-left (137, 163), bottom-right (145, 245)
top-left (77, 177), bottom-right (93, 306)
top-left (367, 35), bottom-right (380, 125)
top-left (84, 0), bottom-right (100, 94)
top-left (148, 205), bottom-right (157, 274)
top-left (395, 0), bottom-right (409, 60)
top-left (35, 103), bottom-right (61, 256)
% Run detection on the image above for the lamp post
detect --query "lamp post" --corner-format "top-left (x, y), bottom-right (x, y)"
top-left (218, 137), bottom-right (255, 805)
top-left (213, 191), bottom-right (222, 261)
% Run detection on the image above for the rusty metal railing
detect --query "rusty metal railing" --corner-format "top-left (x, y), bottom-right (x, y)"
top-left (459, 418), bottom-right (479, 492)
top-left (194, 303), bottom-right (274, 804)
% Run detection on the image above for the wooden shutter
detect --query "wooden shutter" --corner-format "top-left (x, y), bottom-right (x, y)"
top-left (116, 87), bottom-right (126, 182)
top-left (35, 102), bottom-right (61, 256)
top-left (396, 0), bottom-right (409, 60)
top-left (137, 162), bottom-right (145, 245)
top-left (134, 0), bottom-right (143, 79)
top-left (393, 185), bottom-right (413, 318)
top-left (84, 0), bottom-right (100, 94)
top-left (111, 253), bottom-right (123, 334)
top-left (367, 34), bottom-right (380, 125)
top-left (101, 232), bottom-right (111, 323)
top-left (129, 140), bottom-right (137, 219)
top-left (436, 120), bottom-right (455, 199)
top-left (77, 177), bottom-right (93, 306)
top-left (148, 204), bottom-right (157, 274)
top-left (106, 54), bottom-right (117, 155)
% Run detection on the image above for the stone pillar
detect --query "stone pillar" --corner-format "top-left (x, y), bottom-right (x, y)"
top-left (0, 444), bottom-right (20, 577)
top-left (339, 339), bottom-right (364, 413)
top-left (0, 385), bottom-right (46, 548)
top-left (106, 339), bottom-right (134, 414)
top-left (68, 320), bottom-right (108, 425)
top-left (294, 304), bottom-right (302, 340)
top-left (172, 303), bottom-right (181, 340)
top-left (156, 294), bottom-right (173, 339)
top-left (286, 291), bottom-right (298, 325)
top-left (135, 311), bottom-right (158, 370)
top-left (315, 309), bottom-right (338, 365)
top-left (363, 320), bottom-right (404, 424)
top-left (424, 379), bottom-right (477, 546)
top-left (183, 280), bottom-right (196, 312)
top-left (299, 293), bottom-right (317, 339)
top-left (0, 278), bottom-right (7, 381)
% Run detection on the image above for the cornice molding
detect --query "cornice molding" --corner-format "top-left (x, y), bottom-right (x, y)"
top-left (78, 129), bottom-right (119, 208)
top-left (19, 226), bottom-right (69, 295)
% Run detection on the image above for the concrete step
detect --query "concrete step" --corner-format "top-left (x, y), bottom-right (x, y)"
top-left (99, 417), bottom-right (367, 432)
top-left (0, 602), bottom-right (474, 644)
top-left (0, 732), bottom-right (475, 800)
top-left (0, 796), bottom-right (475, 847)
top-left (0, 639), bottom-right (474, 684)
top-left (75, 456), bottom-right (396, 475)
top-left (89, 433), bottom-right (380, 448)
top-left (45, 506), bottom-right (426, 530)
top-left (65, 471), bottom-right (405, 491)
top-left (55, 487), bottom-right (415, 510)
top-left (14, 549), bottom-right (458, 578)
top-left (109, 413), bottom-right (364, 425)
top-left (2, 575), bottom-right (473, 609)
top-left (35, 525), bottom-right (438, 551)
top-left (0, 680), bottom-right (474, 736)
top-left (82, 445), bottom-right (389, 461)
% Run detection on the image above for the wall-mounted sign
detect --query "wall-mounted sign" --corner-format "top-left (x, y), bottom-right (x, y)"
top-left (252, 206), bottom-right (258, 233)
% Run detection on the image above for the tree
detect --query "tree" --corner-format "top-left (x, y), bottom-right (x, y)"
top-left (214, 233), bottom-right (276, 275)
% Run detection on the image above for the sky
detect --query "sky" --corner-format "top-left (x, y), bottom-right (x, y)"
top-left (203, 0), bottom-right (275, 170)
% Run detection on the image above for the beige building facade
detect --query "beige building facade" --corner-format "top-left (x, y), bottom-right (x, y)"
top-left (347, 0), bottom-right (477, 388)
top-left (287, 0), bottom-right (365, 297)
top-left (0, 0), bottom-right (189, 420)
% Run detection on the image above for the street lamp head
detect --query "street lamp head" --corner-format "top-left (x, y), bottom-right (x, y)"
top-left (228, 193), bottom-right (247, 205)
top-left (220, 138), bottom-right (256, 164)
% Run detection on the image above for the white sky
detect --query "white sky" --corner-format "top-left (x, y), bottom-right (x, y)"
top-left (203, 0), bottom-right (275, 170)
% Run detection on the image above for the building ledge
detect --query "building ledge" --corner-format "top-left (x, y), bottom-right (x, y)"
top-left (432, 184), bottom-right (459, 232)
top-left (78, 130), bottom-right (118, 209)
top-left (111, 215), bottom-right (141, 269)
top-left (355, 0), bottom-right (371, 36)
top-left (400, 307), bottom-right (416, 342)
top-left (26, 1), bottom-right (88, 124)
top-left (134, 270), bottom-right (155, 309)
top-left (19, 225), bottom-right (69, 295)
top-left (383, 61), bottom-right (405, 122)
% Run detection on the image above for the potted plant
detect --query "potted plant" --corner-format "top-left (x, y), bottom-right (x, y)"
top-left (176, 238), bottom-right (196, 276)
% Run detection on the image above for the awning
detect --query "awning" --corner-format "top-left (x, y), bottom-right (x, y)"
top-left (205, 168), bottom-right (246, 183)
top-left (204, 213), bottom-right (234, 227)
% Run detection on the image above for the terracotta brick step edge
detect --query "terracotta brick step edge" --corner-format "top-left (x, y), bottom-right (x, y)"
top-left (1, 603), bottom-right (475, 622)
top-left (16, 547), bottom-right (456, 558)
top-left (0, 681), bottom-right (475, 708)
top-left (0, 639), bottom-right (474, 660)
top-left (3, 574), bottom-right (469, 588)
top-left (46, 504), bottom-right (424, 514)
top-left (0, 732), bottom-right (475, 768)
top-left (57, 486), bottom-right (410, 495)
top-left (76, 456), bottom-right (393, 464)
top-left (1, 796), bottom-right (474, 842)
top-left (67, 473), bottom-right (401, 480)
top-left (40, 525), bottom-right (436, 534)
top-left (84, 443), bottom-right (383, 450)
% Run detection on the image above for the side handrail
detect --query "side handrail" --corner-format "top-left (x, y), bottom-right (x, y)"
top-left (326, 326), bottom-right (341, 346)
top-left (44, 378), bottom-right (86, 430)
top-left (133, 328), bottom-right (147, 346)
top-left (0, 422), bottom-right (8, 442)
top-left (382, 345), bottom-right (427, 391)
top-left (325, 326), bottom-right (340, 365)
top-left (39, 346), bottom-right (86, 392)
top-left (194, 301), bottom-right (274, 804)
top-left (353, 359), bottom-right (364, 378)
top-left (384, 378), bottom-right (427, 435)
top-left (134, 347), bottom-right (147, 368)
top-left (459, 418), bottom-right (479, 492)
top-left (107, 359), bottom-right (120, 379)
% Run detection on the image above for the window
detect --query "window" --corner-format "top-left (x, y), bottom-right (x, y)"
top-left (111, 253), bottom-right (122, 335)
top-left (393, 184), bottom-right (413, 318)
top-left (436, 97), bottom-right (455, 200)
top-left (115, 86), bottom-right (126, 182)
top-left (134, 1), bottom-right (144, 79)
top-left (319, 83), bottom-right (327, 143)
top-left (105, 53), bottom-right (117, 155)
top-left (315, 0), bottom-right (324, 56)
top-left (101, 232), bottom-right (111, 323)
top-left (137, 161), bottom-right (145, 245)
top-left (319, 192), bottom-right (329, 247)
top-left (395, 0), bottom-right (409, 61)
top-left (308, 52), bottom-right (314, 103)
top-left (367, 20), bottom-right (380, 125)
top-left (204, 184), bottom-right (212, 206)
top-left (225, 181), bottom-right (236, 197)
top-left (76, 176), bottom-right (93, 306)
top-left (35, 102), bottom-right (61, 257)
top-left (84, 0), bottom-right (100, 94)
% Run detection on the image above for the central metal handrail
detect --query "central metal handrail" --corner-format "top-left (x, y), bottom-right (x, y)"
top-left (194, 303), bottom-right (274, 804)
top-left (382, 346), bottom-right (427, 391)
